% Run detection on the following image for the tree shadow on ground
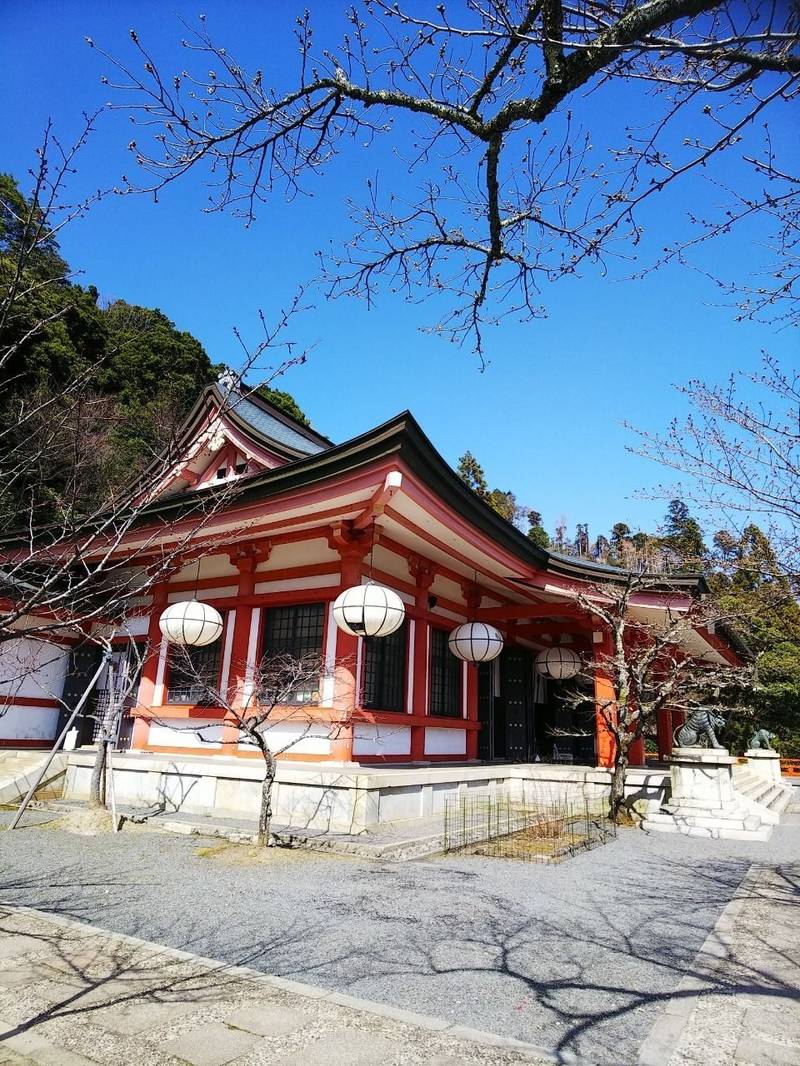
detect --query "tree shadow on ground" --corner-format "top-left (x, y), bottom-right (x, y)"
top-left (0, 829), bottom-right (797, 1065)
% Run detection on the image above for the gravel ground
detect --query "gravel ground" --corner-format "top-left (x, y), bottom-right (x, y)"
top-left (1, 807), bottom-right (798, 1066)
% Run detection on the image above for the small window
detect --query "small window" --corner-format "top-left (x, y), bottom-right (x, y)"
top-left (363, 623), bottom-right (406, 712)
top-left (167, 640), bottom-right (223, 705)
top-left (235, 461), bottom-right (248, 475)
top-left (429, 627), bottom-right (462, 718)
top-left (215, 467), bottom-right (227, 480)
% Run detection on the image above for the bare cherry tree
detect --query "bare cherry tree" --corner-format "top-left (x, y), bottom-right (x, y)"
top-left (628, 353), bottom-right (800, 579)
top-left (93, 2), bottom-right (799, 361)
top-left (153, 649), bottom-right (348, 846)
top-left (561, 571), bottom-right (750, 820)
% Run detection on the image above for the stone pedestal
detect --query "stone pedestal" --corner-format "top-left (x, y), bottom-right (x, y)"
top-left (643, 746), bottom-right (771, 840)
top-left (670, 746), bottom-right (738, 807)
top-left (745, 749), bottom-right (782, 785)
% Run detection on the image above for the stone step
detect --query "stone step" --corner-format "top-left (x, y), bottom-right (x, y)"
top-left (0, 754), bottom-right (67, 806)
top-left (733, 777), bottom-right (793, 823)
top-left (643, 807), bottom-right (773, 841)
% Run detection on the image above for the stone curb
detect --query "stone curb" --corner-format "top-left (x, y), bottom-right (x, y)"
top-left (2, 904), bottom-right (581, 1065)
top-left (636, 862), bottom-right (765, 1066)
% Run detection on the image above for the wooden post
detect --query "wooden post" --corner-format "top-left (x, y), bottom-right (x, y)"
top-left (656, 707), bottom-right (674, 761)
top-left (223, 544), bottom-right (270, 754)
top-left (408, 556), bottom-right (435, 762)
top-left (593, 629), bottom-right (617, 769)
top-left (132, 580), bottom-right (169, 749)
top-left (462, 580), bottom-right (482, 761)
top-left (328, 524), bottom-right (372, 763)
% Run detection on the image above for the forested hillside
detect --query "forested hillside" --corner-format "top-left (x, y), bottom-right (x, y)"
top-left (0, 172), bottom-right (307, 521)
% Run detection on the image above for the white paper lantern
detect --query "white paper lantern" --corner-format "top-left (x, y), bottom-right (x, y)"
top-left (332, 582), bottom-right (405, 638)
top-left (159, 599), bottom-right (224, 647)
top-left (535, 646), bottom-right (581, 680)
top-left (448, 622), bottom-right (504, 663)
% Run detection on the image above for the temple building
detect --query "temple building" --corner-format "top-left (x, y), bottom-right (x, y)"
top-left (0, 375), bottom-right (744, 827)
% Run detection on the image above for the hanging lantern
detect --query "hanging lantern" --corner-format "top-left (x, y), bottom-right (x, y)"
top-left (535, 646), bottom-right (581, 680)
top-left (448, 622), bottom-right (504, 663)
top-left (159, 599), bottom-right (224, 647)
top-left (332, 582), bottom-right (405, 638)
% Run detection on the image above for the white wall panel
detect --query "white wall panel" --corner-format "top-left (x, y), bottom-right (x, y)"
top-left (0, 638), bottom-right (69, 700)
top-left (424, 727), bottom-right (466, 756)
top-left (353, 723), bottom-right (411, 756)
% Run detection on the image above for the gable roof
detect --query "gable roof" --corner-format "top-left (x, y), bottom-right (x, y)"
top-left (214, 372), bottom-right (331, 458)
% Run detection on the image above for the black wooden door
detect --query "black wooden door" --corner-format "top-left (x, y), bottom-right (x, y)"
top-left (502, 646), bottom-right (534, 762)
top-left (477, 662), bottom-right (493, 760)
top-left (58, 644), bottom-right (103, 742)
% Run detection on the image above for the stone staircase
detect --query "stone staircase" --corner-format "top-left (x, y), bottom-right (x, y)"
top-left (641, 747), bottom-right (784, 842)
top-left (0, 749), bottom-right (67, 806)
top-left (732, 763), bottom-right (794, 825)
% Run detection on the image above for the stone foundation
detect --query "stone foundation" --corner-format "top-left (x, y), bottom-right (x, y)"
top-left (62, 750), bottom-right (668, 833)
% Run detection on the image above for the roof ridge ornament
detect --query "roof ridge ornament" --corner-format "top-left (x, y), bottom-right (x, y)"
top-left (217, 367), bottom-right (242, 394)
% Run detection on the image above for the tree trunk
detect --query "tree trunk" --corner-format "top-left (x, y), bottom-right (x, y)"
top-left (609, 741), bottom-right (628, 823)
top-left (89, 738), bottom-right (107, 809)
top-left (257, 750), bottom-right (276, 847)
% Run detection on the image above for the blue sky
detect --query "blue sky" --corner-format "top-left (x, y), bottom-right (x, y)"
top-left (3, 2), bottom-right (797, 544)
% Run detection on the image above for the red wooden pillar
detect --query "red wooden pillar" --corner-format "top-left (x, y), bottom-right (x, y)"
top-left (409, 556), bottom-right (435, 762)
top-left (656, 707), bottom-right (673, 761)
top-left (329, 525), bottom-right (371, 763)
top-left (132, 579), bottom-right (169, 749)
top-left (628, 731), bottom-right (646, 767)
top-left (222, 546), bottom-right (267, 754)
top-left (462, 580), bottom-right (482, 761)
top-left (593, 629), bottom-right (617, 769)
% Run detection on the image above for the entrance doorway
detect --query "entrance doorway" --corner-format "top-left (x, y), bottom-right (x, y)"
top-left (477, 646), bottom-right (536, 761)
top-left (477, 647), bottom-right (597, 764)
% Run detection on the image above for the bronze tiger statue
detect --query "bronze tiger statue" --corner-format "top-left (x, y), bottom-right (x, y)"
top-left (674, 709), bottom-right (726, 749)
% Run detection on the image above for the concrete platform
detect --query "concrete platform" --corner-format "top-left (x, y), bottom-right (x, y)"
top-left (62, 749), bottom-right (669, 833)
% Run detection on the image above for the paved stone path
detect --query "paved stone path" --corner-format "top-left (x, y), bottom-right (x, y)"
top-left (639, 864), bottom-right (800, 1066)
top-left (0, 905), bottom-right (553, 1066)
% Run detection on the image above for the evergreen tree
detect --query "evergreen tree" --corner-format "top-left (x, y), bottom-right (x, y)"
top-left (527, 510), bottom-right (550, 550)
top-left (712, 524), bottom-right (800, 756)
top-left (254, 384), bottom-right (311, 426)
top-left (661, 498), bottom-right (707, 569)
top-left (456, 451), bottom-right (489, 498)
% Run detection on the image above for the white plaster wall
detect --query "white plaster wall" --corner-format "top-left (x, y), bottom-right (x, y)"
top-left (168, 587), bottom-right (236, 603)
top-left (353, 723), bottom-right (411, 756)
top-left (425, 727), bottom-right (466, 756)
top-left (0, 638), bottom-right (69, 700)
top-left (147, 720), bottom-right (224, 748)
top-left (255, 723), bottom-right (332, 756)
top-left (93, 616), bottom-right (150, 639)
top-left (172, 556), bottom-right (238, 582)
top-left (254, 573), bottom-right (339, 595)
top-left (256, 538), bottom-right (338, 570)
top-left (0, 705), bottom-right (58, 741)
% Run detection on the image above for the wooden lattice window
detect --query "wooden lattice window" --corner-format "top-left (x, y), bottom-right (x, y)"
top-left (261, 603), bottom-right (325, 705)
top-left (362, 623), bottom-right (407, 712)
top-left (166, 640), bottom-right (223, 705)
top-left (429, 627), bottom-right (462, 718)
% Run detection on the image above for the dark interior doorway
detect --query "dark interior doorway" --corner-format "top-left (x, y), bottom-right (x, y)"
top-left (478, 648), bottom-right (596, 764)
top-left (477, 646), bottom-right (536, 761)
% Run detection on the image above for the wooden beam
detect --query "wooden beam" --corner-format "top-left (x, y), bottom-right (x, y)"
top-left (515, 622), bottom-right (589, 638)
top-left (475, 602), bottom-right (581, 622)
